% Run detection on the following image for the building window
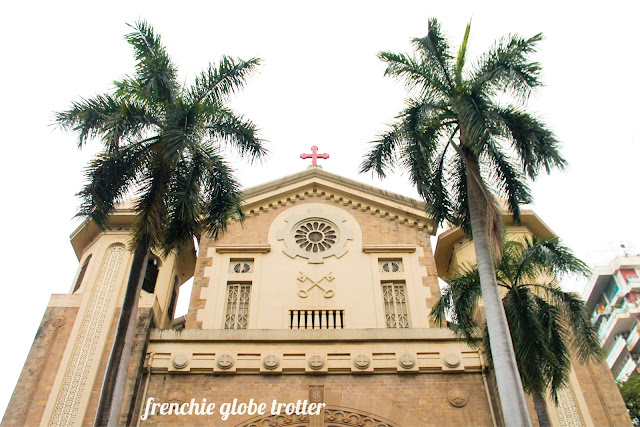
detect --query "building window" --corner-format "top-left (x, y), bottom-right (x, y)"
top-left (142, 257), bottom-right (160, 294)
top-left (229, 259), bottom-right (254, 274)
top-left (224, 283), bottom-right (251, 329)
top-left (294, 219), bottom-right (338, 253)
top-left (72, 254), bottom-right (92, 293)
top-left (379, 259), bottom-right (403, 273)
top-left (382, 282), bottom-right (410, 328)
top-left (167, 277), bottom-right (179, 320)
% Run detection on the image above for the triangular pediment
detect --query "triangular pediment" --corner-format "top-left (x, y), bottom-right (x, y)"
top-left (241, 167), bottom-right (435, 234)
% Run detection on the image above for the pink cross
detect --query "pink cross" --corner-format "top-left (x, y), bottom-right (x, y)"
top-left (300, 145), bottom-right (329, 166)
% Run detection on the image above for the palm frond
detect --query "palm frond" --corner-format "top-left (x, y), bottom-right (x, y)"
top-left (76, 142), bottom-right (150, 228)
top-left (472, 33), bottom-right (543, 101)
top-left (454, 21), bottom-right (472, 88)
top-left (483, 139), bottom-right (533, 222)
top-left (410, 18), bottom-right (455, 91)
top-left (125, 20), bottom-right (178, 104)
top-left (199, 145), bottom-right (244, 240)
top-left (162, 152), bottom-right (206, 255)
top-left (431, 264), bottom-right (483, 345)
top-left (496, 107), bottom-right (566, 179)
top-left (360, 125), bottom-right (403, 178)
top-left (191, 56), bottom-right (261, 104)
top-left (205, 106), bottom-right (267, 162)
top-left (55, 94), bottom-right (156, 151)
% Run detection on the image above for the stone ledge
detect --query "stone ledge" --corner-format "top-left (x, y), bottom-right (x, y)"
top-left (149, 327), bottom-right (463, 342)
top-left (214, 245), bottom-right (271, 254)
top-left (362, 245), bottom-right (417, 253)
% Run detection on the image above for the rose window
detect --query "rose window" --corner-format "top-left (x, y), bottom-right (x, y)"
top-left (295, 221), bottom-right (337, 253)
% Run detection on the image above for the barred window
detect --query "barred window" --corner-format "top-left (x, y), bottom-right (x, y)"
top-left (142, 257), bottom-right (160, 294)
top-left (72, 254), bottom-right (92, 293)
top-left (224, 283), bottom-right (251, 329)
top-left (382, 282), bottom-right (410, 328)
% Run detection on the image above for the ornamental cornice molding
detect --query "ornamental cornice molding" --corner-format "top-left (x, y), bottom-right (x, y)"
top-left (240, 186), bottom-right (434, 234)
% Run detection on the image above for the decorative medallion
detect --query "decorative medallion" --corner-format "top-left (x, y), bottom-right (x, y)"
top-left (309, 385), bottom-right (324, 403)
top-left (447, 389), bottom-right (469, 408)
top-left (353, 354), bottom-right (371, 369)
top-left (398, 353), bottom-right (416, 369)
top-left (172, 353), bottom-right (189, 369)
top-left (263, 354), bottom-right (280, 370)
top-left (297, 271), bottom-right (335, 298)
top-left (52, 316), bottom-right (67, 328)
top-left (277, 208), bottom-right (353, 264)
top-left (308, 355), bottom-right (325, 370)
top-left (217, 354), bottom-right (234, 370)
top-left (443, 353), bottom-right (461, 368)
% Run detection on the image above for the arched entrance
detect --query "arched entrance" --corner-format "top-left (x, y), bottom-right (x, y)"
top-left (236, 405), bottom-right (401, 427)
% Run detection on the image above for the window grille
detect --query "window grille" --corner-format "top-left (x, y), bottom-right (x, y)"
top-left (224, 283), bottom-right (251, 329)
top-left (142, 257), bottom-right (160, 293)
top-left (379, 259), bottom-right (403, 273)
top-left (382, 282), bottom-right (410, 328)
top-left (229, 260), bottom-right (253, 273)
top-left (72, 254), bottom-right (92, 293)
top-left (289, 310), bottom-right (344, 329)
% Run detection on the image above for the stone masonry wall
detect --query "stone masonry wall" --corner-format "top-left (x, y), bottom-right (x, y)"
top-left (136, 373), bottom-right (495, 426)
top-left (2, 306), bottom-right (78, 426)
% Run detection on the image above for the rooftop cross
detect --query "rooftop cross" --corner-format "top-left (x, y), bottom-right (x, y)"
top-left (300, 145), bottom-right (329, 166)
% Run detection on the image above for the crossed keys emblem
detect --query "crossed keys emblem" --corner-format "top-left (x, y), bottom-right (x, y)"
top-left (297, 271), bottom-right (335, 298)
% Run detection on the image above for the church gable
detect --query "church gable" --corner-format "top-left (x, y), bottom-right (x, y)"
top-left (187, 170), bottom-right (440, 332)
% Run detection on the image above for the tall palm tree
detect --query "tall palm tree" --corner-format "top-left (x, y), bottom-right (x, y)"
top-left (56, 21), bottom-right (266, 426)
top-left (431, 237), bottom-right (602, 426)
top-left (361, 18), bottom-right (566, 425)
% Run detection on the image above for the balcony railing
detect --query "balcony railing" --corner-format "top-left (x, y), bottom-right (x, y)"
top-left (607, 335), bottom-right (627, 367)
top-left (628, 322), bottom-right (640, 346)
top-left (289, 310), bottom-right (344, 329)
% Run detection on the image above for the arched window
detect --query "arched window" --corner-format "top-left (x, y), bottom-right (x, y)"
top-left (72, 254), bottom-right (92, 293)
top-left (167, 276), bottom-right (179, 320)
top-left (142, 256), bottom-right (160, 294)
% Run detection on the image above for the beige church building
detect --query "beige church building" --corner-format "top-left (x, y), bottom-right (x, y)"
top-left (2, 167), bottom-right (630, 426)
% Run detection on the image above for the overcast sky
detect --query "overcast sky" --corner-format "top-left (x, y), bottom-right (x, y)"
top-left (1, 0), bottom-right (638, 417)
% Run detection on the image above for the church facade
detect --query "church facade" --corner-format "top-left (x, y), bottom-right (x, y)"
top-left (2, 167), bottom-right (630, 426)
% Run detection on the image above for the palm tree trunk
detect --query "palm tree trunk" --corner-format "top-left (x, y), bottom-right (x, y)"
top-left (95, 239), bottom-right (151, 427)
top-left (532, 390), bottom-right (551, 427)
top-left (463, 150), bottom-right (533, 427)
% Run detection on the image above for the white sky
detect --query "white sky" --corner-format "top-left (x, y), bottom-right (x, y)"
top-left (1, 0), bottom-right (639, 418)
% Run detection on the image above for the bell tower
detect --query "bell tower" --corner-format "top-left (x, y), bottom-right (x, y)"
top-left (3, 201), bottom-right (195, 426)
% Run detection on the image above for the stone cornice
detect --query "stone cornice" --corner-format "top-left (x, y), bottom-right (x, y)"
top-left (149, 327), bottom-right (462, 342)
top-left (215, 245), bottom-right (271, 254)
top-left (362, 245), bottom-right (417, 253)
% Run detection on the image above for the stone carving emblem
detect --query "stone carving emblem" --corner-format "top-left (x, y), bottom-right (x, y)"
top-left (297, 271), bottom-right (335, 298)
top-left (172, 353), bottom-right (189, 369)
top-left (263, 354), bottom-right (280, 370)
top-left (447, 389), bottom-right (469, 408)
top-left (309, 385), bottom-right (324, 403)
top-left (277, 208), bottom-right (354, 264)
top-left (443, 352), bottom-right (461, 368)
top-left (217, 354), bottom-right (234, 370)
top-left (52, 316), bottom-right (67, 328)
top-left (398, 353), bottom-right (416, 369)
top-left (353, 354), bottom-right (370, 369)
top-left (308, 355), bottom-right (325, 370)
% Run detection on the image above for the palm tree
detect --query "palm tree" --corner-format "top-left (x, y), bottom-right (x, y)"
top-left (56, 21), bottom-right (266, 426)
top-left (361, 18), bottom-right (566, 425)
top-left (431, 237), bottom-right (602, 426)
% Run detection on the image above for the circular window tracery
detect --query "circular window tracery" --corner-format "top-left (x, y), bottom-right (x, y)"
top-left (294, 220), bottom-right (338, 253)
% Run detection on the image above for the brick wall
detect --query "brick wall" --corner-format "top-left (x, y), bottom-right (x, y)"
top-left (2, 306), bottom-right (78, 426)
top-left (136, 373), bottom-right (495, 426)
